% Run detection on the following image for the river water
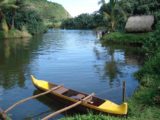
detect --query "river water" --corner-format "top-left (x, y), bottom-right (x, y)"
top-left (0, 29), bottom-right (144, 119)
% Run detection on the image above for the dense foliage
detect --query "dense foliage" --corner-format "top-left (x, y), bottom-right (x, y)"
top-left (120, 0), bottom-right (160, 15)
top-left (27, 0), bottom-right (71, 28)
top-left (136, 19), bottom-right (160, 78)
top-left (61, 0), bottom-right (160, 31)
top-left (61, 0), bottom-right (127, 30)
top-left (0, 0), bottom-right (70, 38)
top-left (14, 7), bottom-right (47, 34)
top-left (143, 15), bottom-right (160, 54)
top-left (61, 13), bottom-right (106, 29)
top-left (99, 0), bottom-right (127, 31)
top-left (2, 0), bottom-right (47, 34)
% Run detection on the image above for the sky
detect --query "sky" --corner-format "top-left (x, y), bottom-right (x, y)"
top-left (48, 0), bottom-right (108, 17)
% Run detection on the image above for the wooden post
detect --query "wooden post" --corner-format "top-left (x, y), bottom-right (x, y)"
top-left (122, 81), bottom-right (126, 102)
top-left (4, 85), bottom-right (62, 113)
top-left (42, 93), bottom-right (95, 120)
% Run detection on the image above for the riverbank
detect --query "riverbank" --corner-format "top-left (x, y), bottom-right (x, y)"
top-left (0, 29), bottom-right (32, 39)
top-left (62, 31), bottom-right (160, 120)
top-left (101, 32), bottom-right (151, 46)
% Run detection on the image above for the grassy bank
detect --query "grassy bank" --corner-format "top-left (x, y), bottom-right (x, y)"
top-left (101, 32), bottom-right (151, 46)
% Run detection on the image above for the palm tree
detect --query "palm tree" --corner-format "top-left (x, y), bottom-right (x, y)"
top-left (100, 0), bottom-right (127, 31)
top-left (0, 0), bottom-right (18, 31)
top-left (10, 0), bottom-right (27, 29)
top-left (98, 0), bottom-right (106, 5)
top-left (0, 0), bottom-right (9, 31)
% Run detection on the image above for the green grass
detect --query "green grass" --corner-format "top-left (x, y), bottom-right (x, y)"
top-left (61, 105), bottom-right (160, 120)
top-left (102, 32), bottom-right (151, 45)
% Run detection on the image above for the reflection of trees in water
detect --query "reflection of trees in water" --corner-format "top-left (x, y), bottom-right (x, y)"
top-left (93, 46), bottom-right (120, 86)
top-left (108, 44), bottom-right (145, 65)
top-left (93, 44), bottom-right (145, 87)
top-left (0, 30), bottom-right (70, 89)
top-left (0, 36), bottom-right (43, 89)
top-left (106, 47), bottom-right (119, 81)
top-left (93, 47), bottom-right (101, 60)
top-left (25, 90), bottom-right (71, 119)
top-left (105, 61), bottom-right (117, 82)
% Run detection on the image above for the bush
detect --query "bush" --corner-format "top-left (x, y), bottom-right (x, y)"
top-left (102, 32), bottom-right (151, 45)
top-left (14, 8), bottom-right (47, 34)
top-left (135, 50), bottom-right (160, 79)
top-left (143, 22), bottom-right (160, 54)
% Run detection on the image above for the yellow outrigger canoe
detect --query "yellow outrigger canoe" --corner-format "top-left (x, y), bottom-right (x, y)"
top-left (31, 75), bottom-right (128, 115)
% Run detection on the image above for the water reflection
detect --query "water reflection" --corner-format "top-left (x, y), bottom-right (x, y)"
top-left (26, 90), bottom-right (65, 120)
top-left (0, 30), bottom-right (145, 119)
top-left (0, 36), bottom-right (43, 89)
top-left (93, 42), bottom-right (145, 89)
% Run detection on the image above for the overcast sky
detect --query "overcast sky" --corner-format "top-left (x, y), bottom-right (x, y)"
top-left (48, 0), bottom-right (108, 17)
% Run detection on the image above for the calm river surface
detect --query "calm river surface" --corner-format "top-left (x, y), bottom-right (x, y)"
top-left (0, 30), bottom-right (144, 119)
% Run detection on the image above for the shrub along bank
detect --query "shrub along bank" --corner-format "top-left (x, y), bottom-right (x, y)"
top-left (101, 32), bottom-right (151, 46)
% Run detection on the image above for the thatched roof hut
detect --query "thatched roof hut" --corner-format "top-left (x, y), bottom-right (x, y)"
top-left (125, 15), bottom-right (154, 33)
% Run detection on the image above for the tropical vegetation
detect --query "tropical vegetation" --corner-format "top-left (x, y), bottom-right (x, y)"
top-left (61, 13), bottom-right (106, 29)
top-left (1, 0), bottom-right (160, 119)
top-left (0, 0), bottom-right (70, 39)
top-left (61, 0), bottom-right (127, 31)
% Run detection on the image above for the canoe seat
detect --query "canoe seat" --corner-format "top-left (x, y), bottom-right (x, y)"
top-left (54, 87), bottom-right (69, 94)
top-left (71, 94), bottom-right (85, 100)
top-left (77, 94), bottom-right (85, 99)
top-left (71, 94), bottom-right (94, 104)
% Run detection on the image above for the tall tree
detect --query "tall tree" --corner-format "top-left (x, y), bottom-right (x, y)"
top-left (98, 0), bottom-right (105, 5)
top-left (99, 0), bottom-right (127, 31)
top-left (0, 0), bottom-right (9, 31)
top-left (0, 0), bottom-right (18, 31)
top-left (10, 0), bottom-right (26, 29)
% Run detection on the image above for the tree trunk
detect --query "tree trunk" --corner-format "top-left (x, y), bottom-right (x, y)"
top-left (11, 16), bottom-right (15, 29)
top-left (1, 18), bottom-right (9, 32)
top-left (111, 19), bottom-right (115, 32)
top-left (0, 10), bottom-right (9, 32)
top-left (0, 10), bottom-right (3, 21)
top-left (11, 9), bottom-right (16, 29)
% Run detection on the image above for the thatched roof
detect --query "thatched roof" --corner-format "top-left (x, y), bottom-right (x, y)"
top-left (125, 15), bottom-right (154, 33)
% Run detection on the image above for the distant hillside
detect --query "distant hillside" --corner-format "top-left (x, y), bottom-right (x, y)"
top-left (27, 0), bottom-right (71, 27)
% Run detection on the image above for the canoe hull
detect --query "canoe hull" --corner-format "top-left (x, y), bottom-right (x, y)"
top-left (31, 75), bottom-right (128, 116)
top-left (35, 87), bottom-right (114, 116)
